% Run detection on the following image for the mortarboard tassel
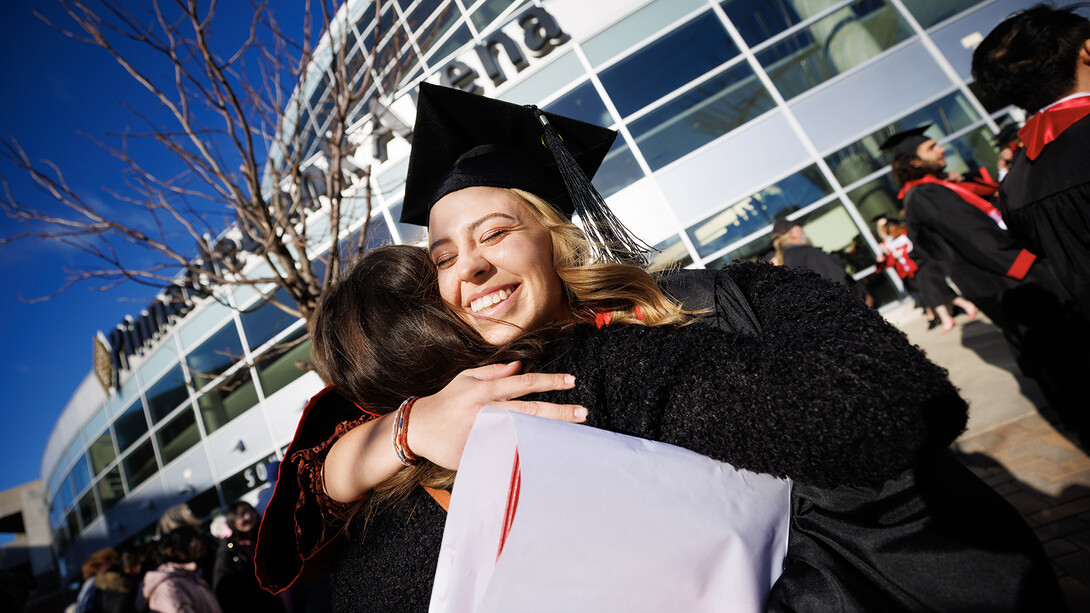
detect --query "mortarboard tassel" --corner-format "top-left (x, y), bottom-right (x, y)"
top-left (531, 107), bottom-right (653, 265)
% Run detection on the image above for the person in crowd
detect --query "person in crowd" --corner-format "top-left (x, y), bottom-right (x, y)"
top-left (770, 217), bottom-right (872, 305)
top-left (80, 543), bottom-right (141, 613)
top-left (256, 83), bottom-right (1064, 612)
top-left (972, 3), bottom-right (1090, 318)
top-left (992, 121), bottom-right (1024, 182)
top-left (883, 123), bottom-right (1090, 444)
top-left (874, 215), bottom-right (977, 332)
top-left (212, 502), bottom-right (285, 613)
top-left (75, 548), bottom-right (118, 613)
top-left (155, 504), bottom-right (215, 585)
top-left (141, 526), bottom-right (221, 613)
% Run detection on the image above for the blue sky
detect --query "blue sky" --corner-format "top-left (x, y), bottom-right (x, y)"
top-left (0, 1), bottom-right (305, 531)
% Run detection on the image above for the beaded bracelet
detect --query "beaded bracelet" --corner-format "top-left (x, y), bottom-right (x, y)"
top-left (391, 396), bottom-right (420, 467)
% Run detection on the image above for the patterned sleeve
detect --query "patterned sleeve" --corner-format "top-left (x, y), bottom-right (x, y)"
top-left (290, 413), bottom-right (374, 556)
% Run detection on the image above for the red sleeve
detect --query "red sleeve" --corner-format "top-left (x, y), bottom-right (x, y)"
top-left (255, 386), bottom-right (381, 594)
top-left (290, 413), bottom-right (375, 550)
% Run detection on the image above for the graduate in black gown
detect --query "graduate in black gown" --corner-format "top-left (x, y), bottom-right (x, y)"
top-left (973, 4), bottom-right (1090, 319)
top-left (770, 218), bottom-right (871, 305)
top-left (883, 124), bottom-right (1090, 444)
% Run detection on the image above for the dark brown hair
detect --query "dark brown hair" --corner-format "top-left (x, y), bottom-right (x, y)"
top-left (310, 244), bottom-right (485, 413)
top-left (972, 3), bottom-right (1090, 113)
top-left (310, 245), bottom-right (552, 511)
top-left (890, 155), bottom-right (933, 187)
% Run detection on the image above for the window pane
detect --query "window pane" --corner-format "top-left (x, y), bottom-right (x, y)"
top-left (89, 431), bottom-right (116, 476)
top-left (630, 63), bottom-right (774, 171)
top-left (61, 512), bottom-right (76, 546)
top-left (114, 401), bottom-right (148, 452)
top-left (256, 332), bottom-right (315, 398)
top-left (470, 0), bottom-right (516, 30)
top-left (720, 0), bottom-right (842, 47)
top-left (824, 92), bottom-right (980, 185)
top-left (499, 52), bottom-right (583, 106)
top-left (145, 365), bottom-right (190, 424)
top-left (582, 0), bottom-right (706, 66)
top-left (412, 6), bottom-right (455, 56)
top-left (70, 455), bottom-right (92, 498)
top-left (600, 11), bottom-right (737, 117)
top-left (96, 467), bottom-right (124, 513)
top-left (845, 173), bottom-right (903, 231)
top-left (377, 157), bottom-right (409, 195)
top-left (594, 139), bottom-right (645, 199)
top-left (178, 298), bottom-right (233, 350)
top-left (429, 23), bottom-right (472, 65)
top-left (55, 473), bottom-right (73, 514)
top-left (122, 440), bottom-right (158, 490)
top-left (137, 341), bottom-right (178, 385)
top-left (156, 409), bottom-right (202, 466)
top-left (757, 0), bottom-right (912, 100)
top-left (411, 0), bottom-right (448, 35)
top-left (941, 126), bottom-right (1000, 181)
top-left (186, 325), bottom-right (245, 389)
top-left (686, 166), bottom-right (833, 258)
top-left (77, 490), bottom-right (99, 532)
top-left (651, 234), bottom-right (693, 270)
top-left (722, 232), bottom-right (775, 267)
top-left (543, 80), bottom-right (611, 127)
top-left (82, 407), bottom-right (109, 443)
top-left (197, 368), bottom-right (260, 435)
top-left (901, 0), bottom-right (987, 29)
top-left (240, 288), bottom-right (300, 351)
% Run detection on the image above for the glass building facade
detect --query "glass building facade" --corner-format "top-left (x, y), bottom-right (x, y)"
top-left (42, 0), bottom-right (1035, 581)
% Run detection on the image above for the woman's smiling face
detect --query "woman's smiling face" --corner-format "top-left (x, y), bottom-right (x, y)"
top-left (428, 186), bottom-right (569, 344)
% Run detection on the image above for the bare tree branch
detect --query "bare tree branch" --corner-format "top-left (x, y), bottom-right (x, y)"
top-left (3, 0), bottom-right (403, 331)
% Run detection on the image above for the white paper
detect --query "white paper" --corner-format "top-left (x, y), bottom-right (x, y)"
top-left (430, 407), bottom-right (792, 613)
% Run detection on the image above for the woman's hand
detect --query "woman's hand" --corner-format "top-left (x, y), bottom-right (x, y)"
top-left (324, 361), bottom-right (585, 502)
top-left (409, 361), bottom-right (587, 470)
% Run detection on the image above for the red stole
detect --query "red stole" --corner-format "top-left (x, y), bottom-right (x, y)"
top-left (957, 166), bottom-right (999, 199)
top-left (1019, 95), bottom-right (1090, 160)
top-left (899, 175), bottom-right (1037, 280)
top-left (898, 175), bottom-right (1006, 227)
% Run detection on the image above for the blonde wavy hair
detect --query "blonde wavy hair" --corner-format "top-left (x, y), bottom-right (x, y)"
top-left (507, 188), bottom-right (690, 327)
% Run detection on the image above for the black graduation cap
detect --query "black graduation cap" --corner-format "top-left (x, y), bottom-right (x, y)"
top-left (879, 125), bottom-right (932, 160)
top-left (771, 217), bottom-right (797, 237)
top-left (993, 122), bottom-right (1022, 147)
top-left (400, 83), bottom-right (648, 262)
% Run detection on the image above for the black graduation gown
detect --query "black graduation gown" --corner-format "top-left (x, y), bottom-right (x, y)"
top-left (999, 114), bottom-right (1090, 319)
top-left (903, 182), bottom-right (1026, 307)
top-left (781, 244), bottom-right (869, 303)
top-left (904, 178), bottom-right (1090, 440)
top-left (328, 264), bottom-right (1062, 612)
top-left (782, 245), bottom-right (853, 286)
top-left (909, 241), bottom-right (958, 310)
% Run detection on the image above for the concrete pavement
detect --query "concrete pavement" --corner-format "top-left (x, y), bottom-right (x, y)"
top-left (883, 300), bottom-right (1090, 611)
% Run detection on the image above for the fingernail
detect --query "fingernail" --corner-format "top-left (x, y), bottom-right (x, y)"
top-left (564, 375), bottom-right (576, 385)
top-left (575, 407), bottom-right (588, 420)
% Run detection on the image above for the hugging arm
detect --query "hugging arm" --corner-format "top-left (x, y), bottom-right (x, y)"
top-left (533, 263), bottom-right (966, 487)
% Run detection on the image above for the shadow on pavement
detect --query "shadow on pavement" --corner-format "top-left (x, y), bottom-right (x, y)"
top-left (953, 450), bottom-right (1090, 611)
